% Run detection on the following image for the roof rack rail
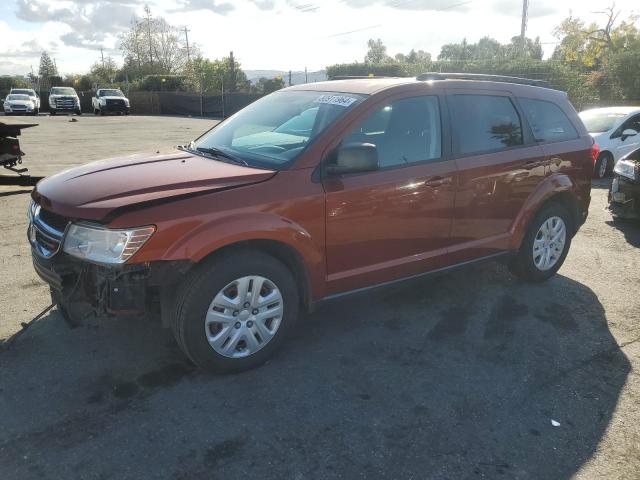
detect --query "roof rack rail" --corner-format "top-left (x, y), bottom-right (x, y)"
top-left (416, 72), bottom-right (552, 88)
top-left (329, 75), bottom-right (395, 80)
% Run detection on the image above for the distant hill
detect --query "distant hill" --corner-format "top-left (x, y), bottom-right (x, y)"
top-left (244, 70), bottom-right (327, 85)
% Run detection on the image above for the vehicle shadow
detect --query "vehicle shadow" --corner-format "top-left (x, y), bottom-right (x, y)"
top-left (606, 218), bottom-right (640, 247)
top-left (591, 177), bottom-right (612, 190)
top-left (0, 263), bottom-right (629, 479)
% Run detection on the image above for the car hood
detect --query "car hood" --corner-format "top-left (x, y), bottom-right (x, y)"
top-left (99, 96), bottom-right (127, 100)
top-left (7, 100), bottom-right (33, 106)
top-left (33, 149), bottom-right (276, 221)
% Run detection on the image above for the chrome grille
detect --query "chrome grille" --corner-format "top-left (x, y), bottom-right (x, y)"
top-left (29, 204), bottom-right (68, 258)
top-left (54, 97), bottom-right (76, 109)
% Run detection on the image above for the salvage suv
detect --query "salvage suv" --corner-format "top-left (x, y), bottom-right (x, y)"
top-left (28, 74), bottom-right (594, 372)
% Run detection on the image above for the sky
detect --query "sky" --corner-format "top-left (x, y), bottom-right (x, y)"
top-left (0, 0), bottom-right (637, 76)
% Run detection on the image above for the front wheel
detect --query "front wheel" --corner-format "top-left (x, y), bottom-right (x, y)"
top-left (510, 203), bottom-right (573, 282)
top-left (171, 251), bottom-right (299, 373)
top-left (594, 152), bottom-right (612, 179)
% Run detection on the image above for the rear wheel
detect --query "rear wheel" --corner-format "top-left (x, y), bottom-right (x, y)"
top-left (594, 152), bottom-right (612, 179)
top-left (50, 109), bottom-right (56, 116)
top-left (171, 251), bottom-right (299, 373)
top-left (510, 202), bottom-right (573, 282)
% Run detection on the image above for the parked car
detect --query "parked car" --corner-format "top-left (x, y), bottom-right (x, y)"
top-left (49, 86), bottom-right (81, 115)
top-left (579, 107), bottom-right (640, 179)
top-left (92, 88), bottom-right (130, 115)
top-left (28, 74), bottom-right (594, 373)
top-left (3, 94), bottom-right (37, 115)
top-left (9, 88), bottom-right (40, 114)
top-left (609, 147), bottom-right (640, 220)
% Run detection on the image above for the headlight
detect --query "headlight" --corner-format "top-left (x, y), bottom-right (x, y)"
top-left (124, 99), bottom-right (130, 106)
top-left (614, 159), bottom-right (639, 181)
top-left (63, 223), bottom-right (155, 264)
top-left (99, 98), bottom-right (106, 105)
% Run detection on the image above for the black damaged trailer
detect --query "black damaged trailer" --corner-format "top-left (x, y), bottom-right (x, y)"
top-left (0, 121), bottom-right (42, 186)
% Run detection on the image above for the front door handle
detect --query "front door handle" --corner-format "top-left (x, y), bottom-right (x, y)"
top-left (423, 176), bottom-right (452, 187)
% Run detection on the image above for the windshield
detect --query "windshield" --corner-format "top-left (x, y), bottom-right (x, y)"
top-left (580, 111), bottom-right (626, 133)
top-left (12, 89), bottom-right (35, 96)
top-left (7, 95), bottom-right (30, 101)
top-left (193, 90), bottom-right (365, 169)
top-left (51, 87), bottom-right (76, 95)
top-left (99, 89), bottom-right (124, 97)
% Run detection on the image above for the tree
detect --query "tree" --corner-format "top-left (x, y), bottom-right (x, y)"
top-left (120, 5), bottom-right (197, 79)
top-left (185, 54), bottom-right (250, 95)
top-left (365, 39), bottom-right (390, 64)
top-left (90, 56), bottom-right (118, 86)
top-left (38, 51), bottom-right (57, 78)
top-left (256, 76), bottom-right (285, 94)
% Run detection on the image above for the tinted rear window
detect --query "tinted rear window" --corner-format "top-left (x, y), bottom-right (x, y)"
top-left (449, 94), bottom-right (523, 155)
top-left (519, 98), bottom-right (578, 143)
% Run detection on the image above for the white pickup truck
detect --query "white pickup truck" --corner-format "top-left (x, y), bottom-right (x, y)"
top-left (49, 87), bottom-right (81, 115)
top-left (92, 88), bottom-right (130, 115)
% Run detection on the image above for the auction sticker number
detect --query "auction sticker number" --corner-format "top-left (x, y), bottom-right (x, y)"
top-left (314, 95), bottom-right (358, 107)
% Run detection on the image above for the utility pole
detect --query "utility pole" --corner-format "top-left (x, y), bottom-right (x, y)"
top-left (288, 70), bottom-right (292, 86)
top-left (100, 47), bottom-right (105, 68)
top-left (229, 51), bottom-right (236, 93)
top-left (305, 67), bottom-right (308, 83)
top-left (221, 74), bottom-right (225, 118)
top-left (520, 0), bottom-right (529, 43)
top-left (145, 6), bottom-right (153, 66)
top-left (183, 27), bottom-right (191, 62)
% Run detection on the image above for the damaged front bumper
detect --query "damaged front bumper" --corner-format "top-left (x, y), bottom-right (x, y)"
top-left (609, 174), bottom-right (640, 220)
top-left (32, 251), bottom-right (192, 323)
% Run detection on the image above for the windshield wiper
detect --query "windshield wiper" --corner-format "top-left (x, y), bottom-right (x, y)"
top-left (178, 143), bottom-right (250, 167)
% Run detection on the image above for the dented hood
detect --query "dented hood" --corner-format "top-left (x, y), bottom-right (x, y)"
top-left (33, 150), bottom-right (276, 221)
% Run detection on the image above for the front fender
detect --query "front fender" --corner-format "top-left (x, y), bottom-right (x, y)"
top-left (508, 173), bottom-right (577, 250)
top-left (159, 211), bottom-right (326, 297)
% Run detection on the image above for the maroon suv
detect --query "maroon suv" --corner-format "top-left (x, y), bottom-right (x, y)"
top-left (29, 73), bottom-right (594, 372)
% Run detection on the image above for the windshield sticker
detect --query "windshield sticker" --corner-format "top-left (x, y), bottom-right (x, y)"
top-left (314, 95), bottom-right (358, 108)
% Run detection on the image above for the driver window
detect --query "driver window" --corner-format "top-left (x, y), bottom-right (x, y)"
top-left (343, 96), bottom-right (442, 168)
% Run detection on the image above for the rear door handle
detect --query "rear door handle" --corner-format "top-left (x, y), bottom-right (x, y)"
top-left (423, 176), bottom-right (452, 187)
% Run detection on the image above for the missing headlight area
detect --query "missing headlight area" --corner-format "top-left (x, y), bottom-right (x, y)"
top-left (609, 153), bottom-right (640, 220)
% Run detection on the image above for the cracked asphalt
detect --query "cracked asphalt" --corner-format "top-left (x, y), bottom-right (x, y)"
top-left (1, 115), bottom-right (639, 479)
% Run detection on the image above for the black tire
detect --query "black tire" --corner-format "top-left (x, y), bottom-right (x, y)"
top-left (76, 109), bottom-right (82, 116)
top-left (171, 251), bottom-right (299, 373)
top-left (594, 152), bottom-right (612, 179)
top-left (94, 108), bottom-right (99, 115)
top-left (50, 110), bottom-right (56, 116)
top-left (509, 202), bottom-right (573, 282)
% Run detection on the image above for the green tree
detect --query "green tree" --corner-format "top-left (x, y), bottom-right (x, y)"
top-left (256, 76), bottom-right (285, 94)
top-left (90, 56), bottom-right (118, 86)
top-left (365, 38), bottom-right (390, 64)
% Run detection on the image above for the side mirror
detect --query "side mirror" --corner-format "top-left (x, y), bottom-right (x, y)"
top-left (326, 142), bottom-right (379, 175)
top-left (622, 129), bottom-right (638, 140)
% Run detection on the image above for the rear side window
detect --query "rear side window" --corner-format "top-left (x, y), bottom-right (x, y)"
top-left (449, 94), bottom-right (523, 155)
top-left (343, 96), bottom-right (442, 168)
top-left (518, 98), bottom-right (578, 143)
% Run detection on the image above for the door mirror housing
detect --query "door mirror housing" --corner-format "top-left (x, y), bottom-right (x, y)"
top-left (622, 128), bottom-right (638, 140)
top-left (326, 142), bottom-right (379, 175)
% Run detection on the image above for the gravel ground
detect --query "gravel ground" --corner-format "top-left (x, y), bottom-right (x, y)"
top-left (0, 115), bottom-right (639, 479)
